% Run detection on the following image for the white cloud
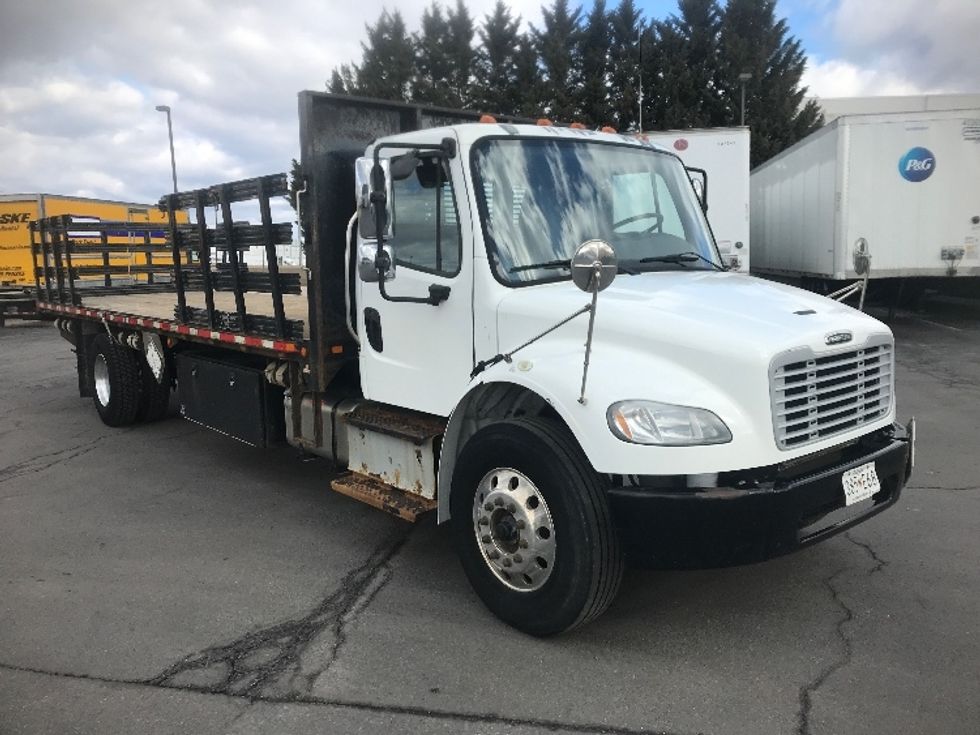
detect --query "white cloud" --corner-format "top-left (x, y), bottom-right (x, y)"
top-left (830, 0), bottom-right (980, 92)
top-left (0, 0), bottom-right (541, 206)
top-left (801, 58), bottom-right (927, 98)
top-left (0, 0), bottom-right (974, 211)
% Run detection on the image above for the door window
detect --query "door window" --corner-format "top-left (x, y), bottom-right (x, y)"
top-left (391, 158), bottom-right (461, 276)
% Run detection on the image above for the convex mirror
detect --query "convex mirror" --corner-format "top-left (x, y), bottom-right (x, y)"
top-left (571, 240), bottom-right (618, 293)
top-left (355, 157), bottom-right (391, 240)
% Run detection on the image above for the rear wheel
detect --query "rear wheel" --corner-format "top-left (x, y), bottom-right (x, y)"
top-left (90, 334), bottom-right (141, 427)
top-left (137, 352), bottom-right (172, 422)
top-left (450, 417), bottom-right (623, 636)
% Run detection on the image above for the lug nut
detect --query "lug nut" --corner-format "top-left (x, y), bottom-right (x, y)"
top-left (494, 497), bottom-right (504, 506)
top-left (519, 540), bottom-right (528, 549)
top-left (513, 554), bottom-right (523, 563)
top-left (481, 535), bottom-right (492, 544)
top-left (516, 520), bottom-right (526, 529)
top-left (502, 557), bottom-right (512, 567)
top-left (488, 550), bottom-right (500, 560)
top-left (484, 503), bottom-right (493, 511)
top-left (507, 503), bottom-right (517, 513)
top-left (478, 517), bottom-right (489, 526)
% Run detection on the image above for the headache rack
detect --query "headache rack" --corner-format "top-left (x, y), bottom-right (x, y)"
top-left (30, 173), bottom-right (306, 342)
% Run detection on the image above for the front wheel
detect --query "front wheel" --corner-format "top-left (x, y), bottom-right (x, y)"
top-left (450, 418), bottom-right (623, 636)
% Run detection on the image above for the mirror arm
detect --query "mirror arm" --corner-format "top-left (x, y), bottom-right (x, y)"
top-left (686, 166), bottom-right (709, 213)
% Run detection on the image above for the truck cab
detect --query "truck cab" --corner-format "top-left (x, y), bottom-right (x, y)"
top-left (327, 116), bottom-right (913, 634)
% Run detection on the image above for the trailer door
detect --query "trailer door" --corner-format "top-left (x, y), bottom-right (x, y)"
top-left (844, 112), bottom-right (980, 278)
top-left (356, 130), bottom-right (473, 417)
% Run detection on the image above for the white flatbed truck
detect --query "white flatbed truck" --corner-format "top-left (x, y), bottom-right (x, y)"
top-left (33, 93), bottom-right (914, 635)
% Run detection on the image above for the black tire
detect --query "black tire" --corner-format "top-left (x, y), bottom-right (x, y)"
top-left (90, 333), bottom-right (141, 427)
top-left (137, 351), bottom-right (172, 423)
top-left (450, 417), bottom-right (623, 636)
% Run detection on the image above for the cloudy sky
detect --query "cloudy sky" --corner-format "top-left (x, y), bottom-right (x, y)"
top-left (0, 0), bottom-right (977, 207)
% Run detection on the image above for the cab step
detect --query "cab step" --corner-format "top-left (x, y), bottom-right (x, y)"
top-left (345, 401), bottom-right (446, 444)
top-left (330, 472), bottom-right (437, 522)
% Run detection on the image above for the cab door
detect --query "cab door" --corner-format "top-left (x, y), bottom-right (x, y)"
top-left (356, 131), bottom-right (473, 417)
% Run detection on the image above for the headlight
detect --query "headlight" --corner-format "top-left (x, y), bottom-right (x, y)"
top-left (607, 400), bottom-right (732, 446)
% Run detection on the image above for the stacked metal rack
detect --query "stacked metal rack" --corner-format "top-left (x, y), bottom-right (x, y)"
top-left (30, 173), bottom-right (302, 341)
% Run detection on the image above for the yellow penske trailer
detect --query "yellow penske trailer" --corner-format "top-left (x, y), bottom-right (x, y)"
top-left (0, 194), bottom-right (185, 324)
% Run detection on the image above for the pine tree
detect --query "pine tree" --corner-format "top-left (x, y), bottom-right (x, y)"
top-left (352, 9), bottom-right (415, 101)
top-left (514, 33), bottom-right (544, 118)
top-left (413, 3), bottom-right (455, 107)
top-left (608, 0), bottom-right (644, 131)
top-left (446, 0), bottom-right (476, 107)
top-left (327, 69), bottom-right (346, 94)
top-left (645, 0), bottom-right (724, 131)
top-left (674, 0), bottom-right (726, 127)
top-left (473, 0), bottom-right (522, 115)
top-left (579, 0), bottom-right (612, 127)
top-left (533, 0), bottom-right (582, 121)
top-left (719, 0), bottom-right (822, 166)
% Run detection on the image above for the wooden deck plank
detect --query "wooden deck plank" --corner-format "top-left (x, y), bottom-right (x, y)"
top-left (81, 289), bottom-right (310, 338)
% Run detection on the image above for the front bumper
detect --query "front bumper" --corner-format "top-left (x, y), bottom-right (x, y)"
top-left (608, 421), bottom-right (914, 568)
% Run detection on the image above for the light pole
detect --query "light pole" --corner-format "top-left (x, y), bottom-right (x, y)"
top-left (738, 72), bottom-right (752, 126)
top-left (155, 105), bottom-right (178, 194)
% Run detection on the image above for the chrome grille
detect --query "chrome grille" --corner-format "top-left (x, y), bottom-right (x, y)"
top-left (771, 337), bottom-right (893, 450)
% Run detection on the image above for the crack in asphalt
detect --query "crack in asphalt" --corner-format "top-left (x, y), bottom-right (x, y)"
top-left (796, 535), bottom-right (889, 735)
top-left (844, 533), bottom-right (887, 574)
top-left (0, 661), bottom-right (683, 735)
top-left (795, 567), bottom-right (853, 735)
top-left (294, 546), bottom-right (396, 694)
top-left (147, 529), bottom-right (410, 700)
top-left (906, 485), bottom-right (979, 492)
top-left (0, 435), bottom-right (119, 488)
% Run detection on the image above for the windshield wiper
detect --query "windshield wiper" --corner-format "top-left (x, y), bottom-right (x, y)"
top-left (510, 259), bottom-right (570, 273)
top-left (638, 251), bottom-right (726, 272)
top-left (511, 259), bottom-right (638, 275)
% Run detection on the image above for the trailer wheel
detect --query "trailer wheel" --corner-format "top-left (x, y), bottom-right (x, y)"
top-left (450, 417), bottom-right (623, 636)
top-left (90, 334), bottom-right (141, 427)
top-left (137, 354), bottom-right (172, 422)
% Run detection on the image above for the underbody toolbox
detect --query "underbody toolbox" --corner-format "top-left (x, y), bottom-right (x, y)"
top-left (176, 353), bottom-right (284, 447)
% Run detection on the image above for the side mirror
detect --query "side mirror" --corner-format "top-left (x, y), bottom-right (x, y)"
top-left (686, 166), bottom-right (708, 213)
top-left (390, 151), bottom-right (419, 181)
top-left (355, 157), bottom-right (391, 240)
top-left (571, 239), bottom-right (618, 293)
top-left (358, 242), bottom-right (395, 282)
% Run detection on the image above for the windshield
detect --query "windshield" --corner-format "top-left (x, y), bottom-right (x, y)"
top-left (472, 138), bottom-right (718, 285)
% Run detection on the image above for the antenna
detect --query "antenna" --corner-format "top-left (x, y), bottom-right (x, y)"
top-left (637, 29), bottom-right (643, 131)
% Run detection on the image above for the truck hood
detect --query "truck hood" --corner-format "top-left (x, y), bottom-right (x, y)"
top-left (495, 271), bottom-right (888, 361)
top-left (490, 270), bottom-right (895, 476)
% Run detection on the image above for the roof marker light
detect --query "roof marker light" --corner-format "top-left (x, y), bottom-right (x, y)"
top-left (570, 122), bottom-right (586, 129)
top-left (600, 125), bottom-right (617, 134)
top-left (479, 114), bottom-right (497, 124)
top-left (536, 118), bottom-right (553, 126)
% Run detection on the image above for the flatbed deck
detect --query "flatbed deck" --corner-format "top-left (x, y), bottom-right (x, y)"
top-left (81, 289), bottom-right (312, 338)
top-left (37, 292), bottom-right (312, 358)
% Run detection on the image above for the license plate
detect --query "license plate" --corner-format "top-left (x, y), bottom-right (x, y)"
top-left (842, 461), bottom-right (880, 506)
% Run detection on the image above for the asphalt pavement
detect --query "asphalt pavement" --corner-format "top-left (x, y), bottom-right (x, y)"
top-left (1, 303), bottom-right (978, 735)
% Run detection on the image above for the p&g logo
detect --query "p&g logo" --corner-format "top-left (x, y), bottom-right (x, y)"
top-left (899, 147), bottom-right (935, 182)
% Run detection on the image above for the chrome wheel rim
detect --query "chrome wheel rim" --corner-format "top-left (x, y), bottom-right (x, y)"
top-left (94, 354), bottom-right (111, 407)
top-left (472, 467), bottom-right (556, 592)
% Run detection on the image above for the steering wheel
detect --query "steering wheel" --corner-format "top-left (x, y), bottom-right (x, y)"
top-left (612, 212), bottom-right (663, 233)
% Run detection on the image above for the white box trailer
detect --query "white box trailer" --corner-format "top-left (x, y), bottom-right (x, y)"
top-left (644, 127), bottom-right (751, 272)
top-left (750, 109), bottom-right (980, 282)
